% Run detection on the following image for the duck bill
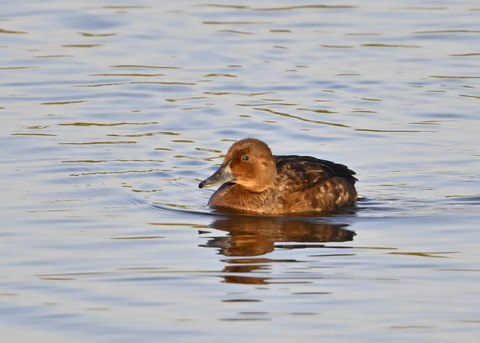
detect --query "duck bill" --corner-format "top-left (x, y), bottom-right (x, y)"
top-left (199, 161), bottom-right (236, 188)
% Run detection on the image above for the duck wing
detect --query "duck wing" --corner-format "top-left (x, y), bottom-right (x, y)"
top-left (274, 155), bottom-right (357, 193)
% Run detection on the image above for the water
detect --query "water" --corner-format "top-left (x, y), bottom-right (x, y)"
top-left (1, 1), bottom-right (479, 342)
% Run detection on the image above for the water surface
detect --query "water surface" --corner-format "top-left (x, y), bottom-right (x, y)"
top-left (1, 1), bottom-right (480, 342)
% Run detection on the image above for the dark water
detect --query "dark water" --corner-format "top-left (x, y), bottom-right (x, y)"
top-left (1, 1), bottom-right (479, 342)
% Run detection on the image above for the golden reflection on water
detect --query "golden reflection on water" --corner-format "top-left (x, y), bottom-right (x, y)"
top-left (255, 108), bottom-right (350, 127)
top-left (111, 64), bottom-right (181, 69)
top-left (389, 251), bottom-right (458, 258)
top-left (41, 100), bottom-right (88, 105)
top-left (58, 121), bottom-right (160, 126)
top-left (90, 73), bottom-right (165, 77)
top-left (0, 28), bottom-right (27, 34)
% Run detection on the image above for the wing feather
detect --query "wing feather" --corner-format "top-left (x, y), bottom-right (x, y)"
top-left (274, 155), bottom-right (357, 193)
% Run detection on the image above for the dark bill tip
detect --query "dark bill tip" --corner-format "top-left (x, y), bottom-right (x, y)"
top-left (198, 161), bottom-right (235, 189)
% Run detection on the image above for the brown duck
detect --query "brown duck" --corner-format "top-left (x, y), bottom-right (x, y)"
top-left (199, 138), bottom-right (357, 215)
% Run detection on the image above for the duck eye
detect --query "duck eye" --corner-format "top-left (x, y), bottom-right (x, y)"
top-left (242, 155), bottom-right (249, 161)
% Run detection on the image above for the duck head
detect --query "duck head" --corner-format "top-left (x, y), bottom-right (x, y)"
top-left (199, 138), bottom-right (277, 193)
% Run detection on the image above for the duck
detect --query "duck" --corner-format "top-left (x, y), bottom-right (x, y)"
top-left (199, 138), bottom-right (357, 215)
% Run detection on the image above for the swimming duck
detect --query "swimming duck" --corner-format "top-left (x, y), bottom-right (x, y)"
top-left (199, 138), bottom-right (357, 215)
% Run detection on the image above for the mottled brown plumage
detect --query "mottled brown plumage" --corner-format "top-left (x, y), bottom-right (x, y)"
top-left (199, 138), bottom-right (357, 215)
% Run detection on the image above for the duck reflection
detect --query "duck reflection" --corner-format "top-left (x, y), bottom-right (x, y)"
top-left (201, 215), bottom-right (355, 257)
top-left (200, 215), bottom-right (356, 284)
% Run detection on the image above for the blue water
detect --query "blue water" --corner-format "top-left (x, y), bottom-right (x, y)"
top-left (1, 1), bottom-right (479, 342)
